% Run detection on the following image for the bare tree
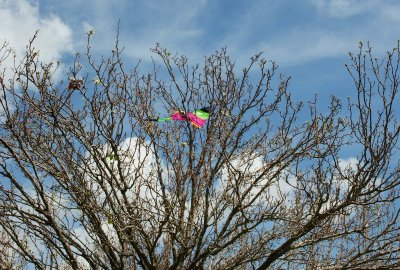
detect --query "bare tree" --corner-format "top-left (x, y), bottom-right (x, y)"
top-left (0, 31), bottom-right (399, 269)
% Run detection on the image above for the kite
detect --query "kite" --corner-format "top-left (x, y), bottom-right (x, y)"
top-left (146, 107), bottom-right (210, 128)
top-left (68, 78), bottom-right (83, 90)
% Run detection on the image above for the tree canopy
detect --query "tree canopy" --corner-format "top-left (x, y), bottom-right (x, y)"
top-left (0, 33), bottom-right (399, 269)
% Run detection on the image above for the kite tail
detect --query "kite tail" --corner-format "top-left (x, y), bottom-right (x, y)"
top-left (144, 117), bottom-right (172, 122)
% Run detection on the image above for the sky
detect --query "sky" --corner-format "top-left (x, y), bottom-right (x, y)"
top-left (0, 1), bottom-right (397, 264)
top-left (1, 0), bottom-right (400, 105)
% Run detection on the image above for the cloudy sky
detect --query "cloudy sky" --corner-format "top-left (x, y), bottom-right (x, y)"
top-left (1, 0), bottom-right (400, 103)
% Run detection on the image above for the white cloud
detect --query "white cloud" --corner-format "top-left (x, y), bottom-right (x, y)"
top-left (256, 30), bottom-right (352, 66)
top-left (219, 0), bottom-right (400, 67)
top-left (311, 0), bottom-right (378, 18)
top-left (0, 0), bottom-right (73, 68)
top-left (319, 157), bottom-right (358, 213)
top-left (338, 157), bottom-right (358, 172)
top-left (119, 0), bottom-right (207, 61)
top-left (380, 4), bottom-right (400, 23)
top-left (116, 137), bottom-right (165, 206)
top-left (83, 136), bottom-right (167, 226)
top-left (100, 223), bottom-right (119, 246)
top-left (218, 152), bottom-right (295, 206)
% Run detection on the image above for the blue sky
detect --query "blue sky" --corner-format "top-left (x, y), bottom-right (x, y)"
top-left (1, 0), bottom-right (399, 262)
top-left (1, 0), bottom-right (400, 105)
